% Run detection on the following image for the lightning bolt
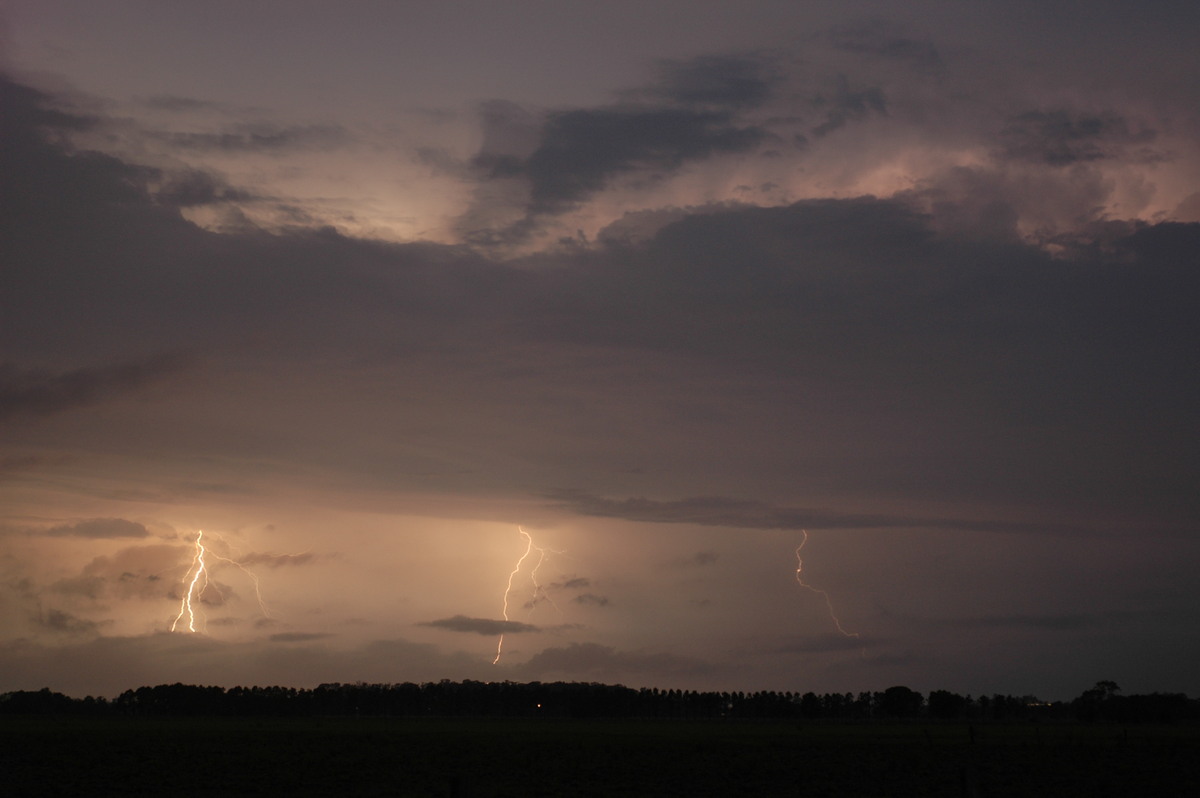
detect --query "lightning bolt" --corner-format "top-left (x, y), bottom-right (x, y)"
top-left (493, 525), bottom-right (559, 665)
top-left (794, 529), bottom-right (859, 639)
top-left (171, 530), bottom-right (209, 633)
top-left (170, 530), bottom-right (271, 633)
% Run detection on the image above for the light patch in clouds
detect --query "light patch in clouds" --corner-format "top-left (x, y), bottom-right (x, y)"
top-left (665, 551), bottom-right (720, 569)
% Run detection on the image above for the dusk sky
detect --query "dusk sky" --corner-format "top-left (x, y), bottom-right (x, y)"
top-left (3, 1), bottom-right (1199, 701)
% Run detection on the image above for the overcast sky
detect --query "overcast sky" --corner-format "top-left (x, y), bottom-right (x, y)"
top-left (2, 1), bottom-right (1199, 701)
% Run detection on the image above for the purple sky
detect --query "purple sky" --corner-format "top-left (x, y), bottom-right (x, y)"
top-left (2, 1), bottom-right (1199, 700)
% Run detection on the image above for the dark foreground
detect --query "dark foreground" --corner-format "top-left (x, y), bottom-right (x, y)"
top-left (3, 716), bottom-right (1197, 797)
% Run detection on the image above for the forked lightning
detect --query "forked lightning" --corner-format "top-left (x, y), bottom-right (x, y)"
top-left (171, 530), bottom-right (270, 633)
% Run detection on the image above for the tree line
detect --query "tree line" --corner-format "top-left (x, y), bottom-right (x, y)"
top-left (2, 680), bottom-right (1195, 723)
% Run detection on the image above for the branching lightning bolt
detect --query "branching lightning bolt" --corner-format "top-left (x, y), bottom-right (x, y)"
top-left (794, 529), bottom-right (859, 639)
top-left (493, 525), bottom-right (559, 665)
top-left (171, 530), bottom-right (209, 632)
top-left (170, 530), bottom-right (271, 633)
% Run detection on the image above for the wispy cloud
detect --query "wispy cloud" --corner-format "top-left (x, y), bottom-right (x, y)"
top-left (0, 355), bottom-right (193, 422)
top-left (238, 552), bottom-right (319, 568)
top-left (269, 632), bottom-right (334, 643)
top-left (42, 519), bottom-right (150, 539)
top-left (419, 615), bottom-right (540, 636)
top-left (549, 491), bottom-right (1098, 535)
top-left (150, 124), bottom-right (349, 153)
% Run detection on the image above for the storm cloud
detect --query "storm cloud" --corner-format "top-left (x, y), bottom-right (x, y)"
top-left (2, 1), bottom-right (1199, 701)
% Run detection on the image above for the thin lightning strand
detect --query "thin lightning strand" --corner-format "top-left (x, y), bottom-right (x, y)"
top-left (493, 526), bottom-right (536, 665)
top-left (526, 542), bottom-right (562, 615)
top-left (206, 547), bottom-right (272, 620)
top-left (794, 529), bottom-right (859, 639)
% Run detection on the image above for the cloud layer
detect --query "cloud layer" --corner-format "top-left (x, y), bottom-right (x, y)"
top-left (2, 1), bottom-right (1199, 700)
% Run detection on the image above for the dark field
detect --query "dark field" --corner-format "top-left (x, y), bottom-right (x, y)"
top-left (3, 716), bottom-right (1197, 797)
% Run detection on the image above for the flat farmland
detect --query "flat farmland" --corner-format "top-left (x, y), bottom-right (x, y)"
top-left (3, 716), bottom-right (1197, 796)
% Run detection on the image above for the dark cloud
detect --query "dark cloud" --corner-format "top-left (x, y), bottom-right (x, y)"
top-left (810, 75), bottom-right (887, 137)
top-left (151, 123), bottom-right (348, 153)
top-left (36, 608), bottom-right (103, 635)
top-left (594, 203), bottom-right (726, 246)
top-left (43, 519), bottom-right (150, 539)
top-left (572, 593), bottom-right (610, 607)
top-left (524, 107), bottom-right (765, 214)
top-left (828, 21), bottom-right (943, 72)
top-left (0, 355), bottom-right (193, 422)
top-left (419, 615), bottom-right (539, 636)
top-left (998, 109), bottom-right (1157, 166)
top-left (154, 169), bottom-right (253, 208)
top-left (465, 104), bottom-right (767, 241)
top-left (0, 76), bottom-right (98, 136)
top-left (1, 75), bottom-right (159, 229)
top-left (465, 59), bottom-right (779, 237)
top-left (645, 54), bottom-right (781, 109)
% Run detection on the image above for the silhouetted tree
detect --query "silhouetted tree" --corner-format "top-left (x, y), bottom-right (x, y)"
top-left (927, 690), bottom-right (968, 719)
top-left (879, 685), bottom-right (923, 718)
top-left (1075, 680), bottom-right (1121, 722)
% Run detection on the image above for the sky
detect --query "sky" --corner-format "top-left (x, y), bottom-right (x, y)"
top-left (2, 0), bottom-right (1199, 701)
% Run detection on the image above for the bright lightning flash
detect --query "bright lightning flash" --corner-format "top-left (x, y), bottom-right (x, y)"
top-left (170, 530), bottom-right (270, 633)
top-left (492, 525), bottom-right (558, 665)
top-left (794, 529), bottom-right (859, 640)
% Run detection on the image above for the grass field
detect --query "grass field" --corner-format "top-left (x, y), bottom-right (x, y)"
top-left (4, 716), bottom-right (1197, 796)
